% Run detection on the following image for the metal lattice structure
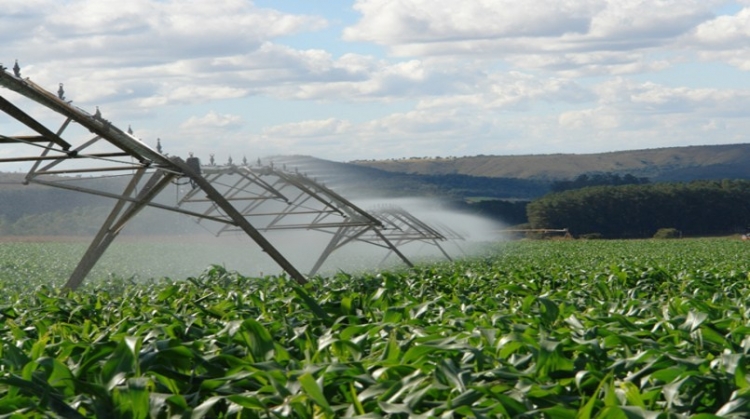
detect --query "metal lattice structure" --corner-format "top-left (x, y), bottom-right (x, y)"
top-left (177, 163), bottom-right (415, 275)
top-left (0, 65), bottom-right (309, 288)
top-left (367, 206), bottom-right (458, 263)
top-left (0, 63), bottom-right (461, 287)
top-left (177, 163), bottom-right (467, 274)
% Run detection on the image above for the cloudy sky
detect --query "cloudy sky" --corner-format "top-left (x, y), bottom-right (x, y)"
top-left (2, 0), bottom-right (750, 163)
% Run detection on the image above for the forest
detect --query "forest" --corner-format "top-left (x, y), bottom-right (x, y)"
top-left (550, 172), bottom-right (650, 192)
top-left (527, 179), bottom-right (750, 238)
top-left (458, 172), bottom-right (650, 227)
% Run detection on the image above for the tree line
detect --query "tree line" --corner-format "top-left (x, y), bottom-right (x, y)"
top-left (527, 179), bottom-right (750, 238)
top-left (550, 172), bottom-right (649, 192)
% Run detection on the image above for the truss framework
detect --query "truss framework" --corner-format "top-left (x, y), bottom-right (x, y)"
top-left (0, 66), bottom-right (307, 288)
top-left (0, 64), bottom-right (462, 286)
top-left (367, 206), bottom-right (459, 264)
top-left (177, 163), bottom-right (415, 275)
top-left (177, 164), bottom-right (466, 275)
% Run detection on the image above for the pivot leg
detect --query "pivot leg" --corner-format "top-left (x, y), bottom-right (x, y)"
top-left (63, 169), bottom-right (175, 290)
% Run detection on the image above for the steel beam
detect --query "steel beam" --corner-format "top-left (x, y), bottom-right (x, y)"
top-left (63, 167), bottom-right (152, 289)
top-left (171, 157), bottom-right (308, 285)
top-left (0, 65), bottom-right (464, 286)
top-left (0, 67), bottom-right (313, 288)
top-left (0, 96), bottom-right (71, 150)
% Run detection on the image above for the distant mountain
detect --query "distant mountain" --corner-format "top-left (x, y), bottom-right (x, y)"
top-left (349, 143), bottom-right (750, 182)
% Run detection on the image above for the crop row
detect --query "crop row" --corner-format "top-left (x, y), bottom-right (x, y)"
top-left (0, 239), bottom-right (749, 417)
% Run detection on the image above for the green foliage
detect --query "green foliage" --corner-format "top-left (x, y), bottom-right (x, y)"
top-left (528, 179), bottom-right (750, 238)
top-left (0, 239), bottom-right (749, 416)
top-left (551, 172), bottom-right (649, 193)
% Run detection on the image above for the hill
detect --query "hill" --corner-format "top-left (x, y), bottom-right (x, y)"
top-left (350, 143), bottom-right (750, 181)
top-left (268, 155), bottom-right (547, 200)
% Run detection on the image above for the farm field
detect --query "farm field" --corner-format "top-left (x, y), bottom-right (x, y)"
top-left (1, 238), bottom-right (750, 417)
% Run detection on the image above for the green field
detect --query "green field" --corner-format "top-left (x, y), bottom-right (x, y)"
top-left (1, 238), bottom-right (749, 417)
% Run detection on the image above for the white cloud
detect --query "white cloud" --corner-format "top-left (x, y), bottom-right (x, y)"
top-left (690, 7), bottom-right (750, 47)
top-left (181, 111), bottom-right (243, 130)
top-left (344, 0), bottom-right (599, 43)
top-left (344, 0), bottom-right (719, 54)
top-left (2, 1), bottom-right (750, 163)
top-left (685, 7), bottom-right (750, 70)
top-left (261, 118), bottom-right (352, 137)
top-left (415, 72), bottom-right (593, 112)
top-left (1, 1), bottom-right (329, 95)
top-left (342, 0), bottom-right (730, 80)
top-left (559, 107), bottom-right (622, 130)
top-left (585, 1), bottom-right (715, 41)
top-left (508, 52), bottom-right (673, 76)
top-left (3, 0), bottom-right (327, 62)
top-left (362, 109), bottom-right (461, 135)
top-left (591, 78), bottom-right (750, 116)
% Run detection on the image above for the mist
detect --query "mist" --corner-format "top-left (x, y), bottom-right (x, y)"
top-left (0, 154), bottom-right (510, 283)
top-left (97, 160), bottom-right (508, 281)
top-left (103, 201), bottom-right (506, 281)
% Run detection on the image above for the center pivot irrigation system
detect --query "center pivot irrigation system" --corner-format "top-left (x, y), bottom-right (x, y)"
top-left (0, 63), bottom-right (464, 289)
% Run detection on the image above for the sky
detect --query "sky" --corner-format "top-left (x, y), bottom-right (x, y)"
top-left (2, 0), bottom-right (750, 164)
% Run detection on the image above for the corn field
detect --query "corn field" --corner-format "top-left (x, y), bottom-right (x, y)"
top-left (1, 238), bottom-right (749, 418)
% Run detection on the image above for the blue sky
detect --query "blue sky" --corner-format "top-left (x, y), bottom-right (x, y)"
top-left (2, 0), bottom-right (750, 164)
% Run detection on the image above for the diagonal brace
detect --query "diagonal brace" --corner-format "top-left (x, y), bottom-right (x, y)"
top-left (63, 168), bottom-right (176, 290)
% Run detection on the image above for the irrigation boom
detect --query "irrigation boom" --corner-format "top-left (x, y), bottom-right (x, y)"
top-left (0, 65), bottom-right (308, 287)
top-left (0, 62), bottom-right (461, 288)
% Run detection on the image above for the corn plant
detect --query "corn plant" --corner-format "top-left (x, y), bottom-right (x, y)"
top-left (0, 238), bottom-right (749, 417)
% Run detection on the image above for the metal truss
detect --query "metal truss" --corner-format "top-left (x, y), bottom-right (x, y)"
top-left (179, 163), bottom-right (464, 273)
top-left (0, 65), bottom-right (307, 288)
top-left (366, 206), bottom-right (462, 264)
top-left (0, 63), bottom-right (463, 286)
top-left (176, 163), bottom-right (415, 275)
